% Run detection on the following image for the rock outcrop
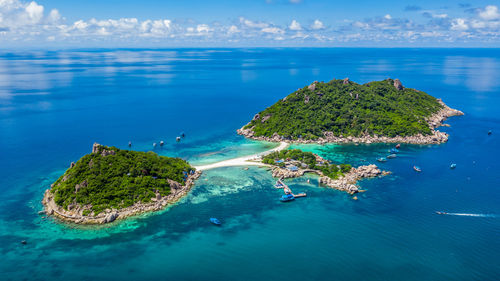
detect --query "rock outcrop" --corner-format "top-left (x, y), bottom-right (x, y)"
top-left (393, 79), bottom-right (404, 90)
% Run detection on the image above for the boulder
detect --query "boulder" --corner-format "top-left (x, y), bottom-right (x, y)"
top-left (101, 149), bottom-right (116, 157)
top-left (75, 180), bottom-right (87, 193)
top-left (343, 78), bottom-right (349, 85)
top-left (252, 114), bottom-right (260, 121)
top-left (261, 115), bottom-right (271, 123)
top-left (103, 212), bottom-right (118, 223)
top-left (92, 142), bottom-right (100, 154)
top-left (308, 83), bottom-right (316, 91)
top-left (70, 162), bottom-right (75, 168)
top-left (394, 79), bottom-right (404, 90)
top-left (304, 95), bottom-right (310, 104)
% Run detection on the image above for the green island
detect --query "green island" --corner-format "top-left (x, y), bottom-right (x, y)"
top-left (260, 148), bottom-right (389, 195)
top-left (238, 78), bottom-right (463, 144)
top-left (262, 149), bottom-right (352, 179)
top-left (42, 143), bottom-right (200, 224)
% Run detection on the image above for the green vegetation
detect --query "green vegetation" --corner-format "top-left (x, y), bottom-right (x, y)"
top-left (262, 149), bottom-right (352, 179)
top-left (244, 79), bottom-right (443, 140)
top-left (51, 144), bottom-right (194, 215)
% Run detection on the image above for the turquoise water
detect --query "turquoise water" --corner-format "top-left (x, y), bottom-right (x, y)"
top-left (0, 49), bottom-right (499, 280)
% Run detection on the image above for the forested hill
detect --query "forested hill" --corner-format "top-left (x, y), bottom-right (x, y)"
top-left (241, 78), bottom-right (443, 140)
top-left (50, 144), bottom-right (194, 215)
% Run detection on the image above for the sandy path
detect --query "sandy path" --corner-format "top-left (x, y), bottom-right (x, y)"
top-left (194, 142), bottom-right (289, 171)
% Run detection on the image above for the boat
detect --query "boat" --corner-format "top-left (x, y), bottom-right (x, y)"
top-left (488, 130), bottom-right (492, 135)
top-left (450, 163), bottom-right (457, 169)
top-left (160, 141), bottom-right (164, 146)
top-left (176, 137), bottom-right (181, 142)
top-left (280, 194), bottom-right (295, 202)
top-left (210, 218), bottom-right (221, 225)
top-left (436, 211), bottom-right (447, 215)
top-left (387, 154), bottom-right (397, 159)
top-left (181, 132), bottom-right (186, 138)
top-left (413, 165), bottom-right (422, 172)
top-left (389, 148), bottom-right (399, 154)
top-left (395, 144), bottom-right (401, 149)
top-left (128, 141), bottom-right (132, 147)
top-left (153, 142), bottom-right (157, 147)
top-left (377, 157), bottom-right (387, 162)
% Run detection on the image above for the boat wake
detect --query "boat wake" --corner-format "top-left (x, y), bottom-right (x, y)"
top-left (441, 213), bottom-right (497, 218)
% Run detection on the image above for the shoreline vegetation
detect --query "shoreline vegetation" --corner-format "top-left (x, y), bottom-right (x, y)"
top-left (261, 149), bottom-right (390, 194)
top-left (237, 78), bottom-right (464, 144)
top-left (42, 143), bottom-right (201, 224)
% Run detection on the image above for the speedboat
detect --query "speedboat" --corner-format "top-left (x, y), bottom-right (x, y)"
top-left (280, 194), bottom-right (295, 202)
top-left (387, 154), bottom-right (397, 159)
top-left (210, 218), bottom-right (221, 225)
top-left (450, 163), bottom-right (457, 169)
top-left (389, 148), bottom-right (399, 154)
top-left (436, 211), bottom-right (448, 215)
top-left (413, 166), bottom-right (422, 172)
top-left (176, 136), bottom-right (181, 142)
top-left (377, 157), bottom-right (387, 162)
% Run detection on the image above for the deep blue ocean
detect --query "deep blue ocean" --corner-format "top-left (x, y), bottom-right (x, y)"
top-left (0, 48), bottom-right (499, 281)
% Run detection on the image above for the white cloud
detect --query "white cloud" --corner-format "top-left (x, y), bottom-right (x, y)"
top-left (196, 24), bottom-right (210, 33)
top-left (47, 9), bottom-right (61, 23)
top-left (451, 18), bottom-right (468, 30)
top-left (25, 1), bottom-right (43, 23)
top-left (228, 25), bottom-right (239, 34)
top-left (239, 17), bottom-right (268, 29)
top-left (0, 0), bottom-right (499, 46)
top-left (311, 19), bottom-right (324, 30)
top-left (261, 26), bottom-right (284, 34)
top-left (289, 19), bottom-right (301, 30)
top-left (479, 5), bottom-right (500, 21)
top-left (433, 13), bottom-right (448, 19)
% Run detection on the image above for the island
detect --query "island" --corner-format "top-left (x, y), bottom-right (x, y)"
top-left (238, 78), bottom-right (464, 144)
top-left (42, 143), bottom-right (201, 224)
top-left (261, 149), bottom-right (389, 195)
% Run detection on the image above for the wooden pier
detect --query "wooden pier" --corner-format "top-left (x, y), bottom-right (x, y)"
top-left (276, 178), bottom-right (307, 198)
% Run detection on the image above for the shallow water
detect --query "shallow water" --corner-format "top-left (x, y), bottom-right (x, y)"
top-left (0, 48), bottom-right (499, 280)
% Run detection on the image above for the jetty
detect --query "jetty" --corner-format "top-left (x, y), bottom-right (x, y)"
top-left (274, 178), bottom-right (307, 198)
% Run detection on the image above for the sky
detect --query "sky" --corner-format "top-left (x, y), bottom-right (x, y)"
top-left (0, 0), bottom-right (499, 48)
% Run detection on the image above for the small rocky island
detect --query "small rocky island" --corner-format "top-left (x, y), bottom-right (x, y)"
top-left (238, 78), bottom-right (464, 144)
top-left (42, 143), bottom-right (201, 224)
top-left (261, 149), bottom-right (389, 195)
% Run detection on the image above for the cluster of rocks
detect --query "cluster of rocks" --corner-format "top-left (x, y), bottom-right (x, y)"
top-left (42, 171), bottom-right (202, 225)
top-left (318, 164), bottom-right (390, 194)
top-left (92, 142), bottom-right (116, 156)
top-left (237, 99), bottom-right (463, 145)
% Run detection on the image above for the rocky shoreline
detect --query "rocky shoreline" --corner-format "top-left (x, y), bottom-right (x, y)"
top-left (42, 171), bottom-right (202, 225)
top-left (269, 151), bottom-right (391, 195)
top-left (269, 164), bottom-right (389, 195)
top-left (237, 99), bottom-right (463, 145)
top-left (318, 165), bottom-right (390, 194)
